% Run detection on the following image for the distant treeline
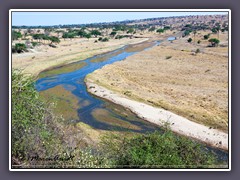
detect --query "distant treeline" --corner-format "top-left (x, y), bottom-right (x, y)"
top-left (12, 14), bottom-right (227, 29)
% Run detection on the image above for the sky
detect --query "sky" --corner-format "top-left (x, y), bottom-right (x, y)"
top-left (12, 11), bottom-right (228, 26)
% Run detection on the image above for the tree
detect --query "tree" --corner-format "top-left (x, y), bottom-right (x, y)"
top-left (211, 28), bottom-right (217, 34)
top-left (148, 27), bottom-right (156, 32)
top-left (156, 29), bottom-right (164, 33)
top-left (12, 31), bottom-right (22, 40)
top-left (127, 28), bottom-right (134, 34)
top-left (49, 36), bottom-right (60, 44)
top-left (32, 34), bottom-right (45, 42)
top-left (187, 38), bottom-right (192, 43)
top-left (85, 33), bottom-right (91, 40)
top-left (203, 34), bottom-right (210, 40)
top-left (77, 30), bottom-right (87, 37)
top-left (208, 38), bottom-right (220, 47)
top-left (90, 30), bottom-right (101, 37)
top-left (183, 30), bottom-right (192, 37)
top-left (163, 26), bottom-right (171, 30)
top-left (110, 31), bottom-right (117, 37)
top-left (12, 43), bottom-right (27, 53)
top-left (62, 33), bottom-right (75, 39)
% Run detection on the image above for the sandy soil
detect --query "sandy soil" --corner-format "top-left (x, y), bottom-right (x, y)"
top-left (12, 37), bottom-right (149, 76)
top-left (85, 80), bottom-right (228, 150)
top-left (86, 31), bottom-right (228, 138)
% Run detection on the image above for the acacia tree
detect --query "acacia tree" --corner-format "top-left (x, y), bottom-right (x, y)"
top-left (49, 36), bottom-right (60, 44)
top-left (193, 30), bottom-right (197, 44)
top-left (110, 31), bottom-right (117, 38)
top-left (12, 31), bottom-right (22, 40)
top-left (156, 29), bottom-right (164, 34)
top-left (91, 30), bottom-right (101, 37)
top-left (208, 38), bottom-right (220, 47)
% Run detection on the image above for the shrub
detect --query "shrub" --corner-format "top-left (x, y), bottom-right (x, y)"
top-left (196, 49), bottom-right (201, 53)
top-left (102, 37), bottom-right (109, 42)
top-left (166, 56), bottom-right (172, 59)
top-left (204, 34), bottom-right (210, 40)
top-left (12, 43), bottom-right (27, 53)
top-left (11, 70), bottom-right (111, 168)
top-left (31, 42), bottom-right (39, 47)
top-left (12, 30), bottom-right (22, 40)
top-left (197, 40), bottom-right (201, 44)
top-left (98, 37), bottom-right (109, 42)
top-left (101, 130), bottom-right (218, 168)
top-left (187, 38), bottom-right (192, 43)
top-left (208, 38), bottom-right (220, 47)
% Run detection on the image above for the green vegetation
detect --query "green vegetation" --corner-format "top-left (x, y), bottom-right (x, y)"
top-left (49, 36), bottom-right (60, 44)
top-left (211, 28), bottom-right (218, 34)
top-left (31, 42), bottom-right (39, 47)
top-left (12, 70), bottom-right (110, 168)
top-left (115, 35), bottom-right (123, 39)
top-left (156, 29), bottom-right (164, 33)
top-left (208, 38), bottom-right (220, 47)
top-left (197, 40), bottom-right (201, 44)
top-left (148, 26), bottom-right (156, 32)
top-left (12, 43), bottom-right (27, 53)
top-left (127, 28), bottom-right (135, 34)
top-left (91, 30), bottom-right (101, 37)
top-left (183, 30), bottom-right (192, 37)
top-left (62, 32), bottom-right (75, 39)
top-left (110, 31), bottom-right (117, 37)
top-left (204, 34), bottom-right (210, 40)
top-left (101, 130), bottom-right (218, 168)
top-left (12, 31), bottom-right (22, 40)
top-left (12, 71), bottom-right (224, 169)
top-left (196, 49), bottom-right (201, 54)
top-left (98, 37), bottom-right (109, 42)
top-left (187, 38), bottom-right (192, 43)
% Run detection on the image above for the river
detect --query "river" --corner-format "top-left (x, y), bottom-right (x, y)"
top-left (35, 39), bottom-right (228, 163)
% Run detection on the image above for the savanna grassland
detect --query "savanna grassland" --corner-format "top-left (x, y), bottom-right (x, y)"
top-left (12, 14), bottom-right (229, 168)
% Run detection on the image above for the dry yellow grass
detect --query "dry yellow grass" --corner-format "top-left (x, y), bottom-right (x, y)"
top-left (12, 37), bottom-right (149, 76)
top-left (87, 32), bottom-right (229, 132)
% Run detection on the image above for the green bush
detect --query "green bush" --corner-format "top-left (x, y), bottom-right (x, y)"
top-left (102, 37), bottom-right (109, 42)
top-left (11, 70), bottom-right (110, 168)
top-left (209, 38), bottom-right (220, 47)
top-left (187, 38), bottom-right (192, 43)
top-left (31, 42), bottom-right (39, 47)
top-left (101, 130), bottom-right (218, 168)
top-left (12, 30), bottom-right (22, 40)
top-left (12, 43), bottom-right (27, 53)
top-left (204, 34), bottom-right (210, 40)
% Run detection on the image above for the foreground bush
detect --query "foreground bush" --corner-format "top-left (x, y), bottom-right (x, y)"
top-left (11, 70), bottom-right (110, 168)
top-left (101, 130), bottom-right (218, 168)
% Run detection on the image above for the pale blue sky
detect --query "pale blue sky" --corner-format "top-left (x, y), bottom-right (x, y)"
top-left (12, 11), bottom-right (228, 26)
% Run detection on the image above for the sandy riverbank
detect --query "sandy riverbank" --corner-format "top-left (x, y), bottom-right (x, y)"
top-left (12, 37), bottom-right (149, 76)
top-left (85, 30), bottom-right (228, 132)
top-left (85, 80), bottom-right (228, 151)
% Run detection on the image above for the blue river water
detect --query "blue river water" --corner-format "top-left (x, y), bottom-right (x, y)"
top-left (36, 41), bottom-right (162, 133)
top-left (35, 40), bottom-right (228, 163)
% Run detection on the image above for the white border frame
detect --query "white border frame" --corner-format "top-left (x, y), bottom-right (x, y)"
top-left (9, 9), bottom-right (231, 171)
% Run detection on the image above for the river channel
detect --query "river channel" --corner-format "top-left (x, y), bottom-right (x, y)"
top-left (35, 39), bottom-right (228, 163)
